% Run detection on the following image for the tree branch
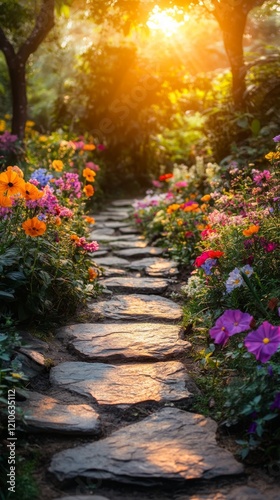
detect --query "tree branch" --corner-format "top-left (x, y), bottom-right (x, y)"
top-left (18, 0), bottom-right (55, 62)
top-left (0, 26), bottom-right (16, 64)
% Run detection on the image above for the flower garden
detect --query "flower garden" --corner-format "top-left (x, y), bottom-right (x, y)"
top-left (0, 113), bottom-right (279, 491)
top-left (133, 136), bottom-right (280, 458)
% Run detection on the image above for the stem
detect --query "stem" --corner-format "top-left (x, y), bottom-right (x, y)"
top-left (240, 271), bottom-right (268, 317)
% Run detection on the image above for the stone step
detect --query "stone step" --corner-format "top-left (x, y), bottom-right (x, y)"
top-left (110, 199), bottom-right (134, 207)
top-left (89, 233), bottom-right (144, 243)
top-left (56, 322), bottom-right (189, 362)
top-left (50, 361), bottom-right (194, 407)
top-left (127, 257), bottom-right (178, 276)
top-left (49, 407), bottom-right (243, 484)
top-left (101, 276), bottom-right (168, 294)
top-left (19, 392), bottom-right (101, 435)
top-left (110, 240), bottom-right (148, 249)
top-left (92, 256), bottom-right (130, 267)
top-left (119, 226), bottom-right (140, 235)
top-left (113, 247), bottom-right (163, 259)
top-left (88, 294), bottom-right (182, 322)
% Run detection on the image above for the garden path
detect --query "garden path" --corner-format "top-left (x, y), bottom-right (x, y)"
top-left (19, 200), bottom-right (279, 500)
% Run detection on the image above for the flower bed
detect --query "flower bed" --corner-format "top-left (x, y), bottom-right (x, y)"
top-left (133, 138), bottom-right (280, 458)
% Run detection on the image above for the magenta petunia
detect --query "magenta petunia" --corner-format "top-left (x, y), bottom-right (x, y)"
top-left (244, 321), bottom-right (280, 363)
top-left (209, 309), bottom-right (254, 346)
top-left (221, 309), bottom-right (254, 335)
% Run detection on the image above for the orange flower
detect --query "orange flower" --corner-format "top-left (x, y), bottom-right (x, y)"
top-left (83, 144), bottom-right (96, 151)
top-left (167, 203), bottom-right (181, 214)
top-left (54, 216), bottom-right (62, 226)
top-left (0, 169), bottom-right (25, 196)
top-left (88, 267), bottom-right (98, 281)
top-left (242, 225), bottom-right (260, 237)
top-left (183, 203), bottom-right (199, 212)
top-left (70, 234), bottom-right (80, 242)
top-left (83, 216), bottom-right (95, 224)
top-left (201, 194), bottom-right (211, 202)
top-left (83, 168), bottom-right (96, 182)
top-left (0, 194), bottom-right (12, 207)
top-left (83, 184), bottom-right (94, 197)
top-left (52, 160), bottom-right (64, 172)
top-left (22, 217), bottom-right (46, 237)
top-left (7, 165), bottom-right (24, 178)
top-left (24, 182), bottom-right (43, 201)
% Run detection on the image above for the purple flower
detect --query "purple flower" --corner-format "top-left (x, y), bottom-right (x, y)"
top-left (244, 321), bottom-right (280, 363)
top-left (273, 135), bottom-right (280, 142)
top-left (270, 392), bottom-right (280, 410)
top-left (201, 258), bottom-right (217, 276)
top-left (209, 309), bottom-right (253, 345)
top-left (248, 421), bottom-right (257, 434)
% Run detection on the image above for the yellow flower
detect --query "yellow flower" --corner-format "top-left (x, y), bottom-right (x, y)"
top-left (0, 119), bottom-right (6, 132)
top-left (197, 224), bottom-right (205, 230)
top-left (39, 135), bottom-right (48, 142)
top-left (83, 144), bottom-right (96, 151)
top-left (177, 219), bottom-right (184, 226)
top-left (0, 169), bottom-right (25, 197)
top-left (11, 373), bottom-right (22, 379)
top-left (7, 165), bottom-right (24, 178)
top-left (4, 114), bottom-right (11, 120)
top-left (265, 151), bottom-right (280, 161)
top-left (0, 194), bottom-right (12, 207)
top-left (52, 160), bottom-right (64, 172)
top-left (83, 168), bottom-right (96, 182)
top-left (24, 182), bottom-right (43, 201)
top-left (26, 120), bottom-right (35, 127)
top-left (242, 225), bottom-right (260, 237)
top-left (201, 194), bottom-right (211, 202)
top-left (83, 184), bottom-right (95, 197)
top-left (22, 217), bottom-right (47, 237)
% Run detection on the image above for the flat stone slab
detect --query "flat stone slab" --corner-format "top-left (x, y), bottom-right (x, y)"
top-left (126, 257), bottom-right (163, 271)
top-left (50, 361), bottom-right (192, 407)
top-left (145, 258), bottom-right (179, 277)
top-left (56, 323), bottom-right (189, 362)
top-left (88, 294), bottom-right (182, 322)
top-left (49, 407), bottom-right (243, 483)
top-left (91, 250), bottom-right (109, 257)
top-left (119, 226), bottom-right (140, 234)
top-left (92, 256), bottom-right (130, 267)
top-left (20, 392), bottom-right (101, 435)
top-left (111, 199), bottom-right (133, 207)
top-left (114, 247), bottom-right (163, 259)
top-left (101, 267), bottom-right (128, 277)
top-left (89, 233), bottom-right (143, 243)
top-left (101, 277), bottom-right (168, 294)
top-left (110, 240), bottom-right (148, 249)
top-left (103, 221), bottom-right (131, 229)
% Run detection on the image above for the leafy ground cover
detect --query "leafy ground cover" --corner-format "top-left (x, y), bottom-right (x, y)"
top-left (132, 136), bottom-right (280, 461)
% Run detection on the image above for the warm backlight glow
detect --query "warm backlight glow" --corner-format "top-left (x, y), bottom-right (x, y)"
top-left (147, 6), bottom-right (189, 37)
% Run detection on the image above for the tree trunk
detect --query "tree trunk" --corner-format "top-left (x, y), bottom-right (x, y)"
top-left (214, 7), bottom-right (248, 110)
top-left (8, 57), bottom-right (27, 140)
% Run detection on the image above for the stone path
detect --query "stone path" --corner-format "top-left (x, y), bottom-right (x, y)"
top-left (17, 200), bottom-right (279, 500)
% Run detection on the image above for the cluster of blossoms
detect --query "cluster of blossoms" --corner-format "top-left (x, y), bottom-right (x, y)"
top-left (30, 168), bottom-right (53, 187)
top-left (225, 265), bottom-right (253, 293)
top-left (53, 172), bottom-right (82, 199)
top-left (70, 234), bottom-right (99, 252)
top-left (209, 309), bottom-right (280, 364)
top-left (0, 131), bottom-right (18, 151)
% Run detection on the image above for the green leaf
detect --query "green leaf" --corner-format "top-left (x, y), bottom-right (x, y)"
top-left (250, 119), bottom-right (261, 137)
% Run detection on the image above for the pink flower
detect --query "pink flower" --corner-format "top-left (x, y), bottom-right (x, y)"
top-left (174, 181), bottom-right (188, 188)
top-left (152, 180), bottom-right (163, 188)
top-left (244, 321), bottom-right (280, 363)
top-left (86, 162), bottom-right (100, 172)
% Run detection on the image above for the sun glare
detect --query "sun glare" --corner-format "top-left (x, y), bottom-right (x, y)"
top-left (147, 6), bottom-right (189, 38)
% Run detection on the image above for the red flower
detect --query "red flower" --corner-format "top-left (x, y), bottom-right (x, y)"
top-left (159, 173), bottom-right (173, 182)
top-left (195, 250), bottom-right (224, 267)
